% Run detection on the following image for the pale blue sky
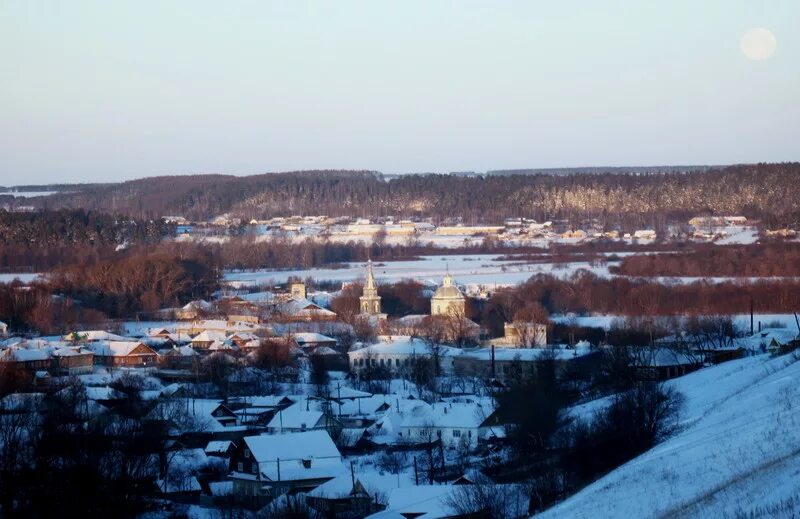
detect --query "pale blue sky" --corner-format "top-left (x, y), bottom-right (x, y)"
top-left (1, 0), bottom-right (797, 185)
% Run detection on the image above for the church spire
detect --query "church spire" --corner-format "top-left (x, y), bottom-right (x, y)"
top-left (365, 258), bottom-right (377, 291)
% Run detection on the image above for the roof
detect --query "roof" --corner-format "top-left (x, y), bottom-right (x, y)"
top-left (87, 341), bottom-right (154, 357)
top-left (267, 402), bottom-right (324, 430)
top-left (293, 332), bottom-right (337, 344)
top-left (382, 485), bottom-right (456, 518)
top-left (241, 430), bottom-right (343, 481)
top-left (400, 402), bottom-right (494, 429)
top-left (348, 336), bottom-right (462, 357)
top-left (204, 440), bottom-right (233, 454)
top-left (191, 330), bottom-right (227, 342)
top-left (243, 430), bottom-right (342, 462)
top-left (461, 345), bottom-right (594, 362)
top-left (432, 273), bottom-right (465, 301)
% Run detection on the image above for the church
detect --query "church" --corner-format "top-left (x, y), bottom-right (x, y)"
top-left (359, 259), bottom-right (384, 316)
top-left (430, 272), bottom-right (466, 317)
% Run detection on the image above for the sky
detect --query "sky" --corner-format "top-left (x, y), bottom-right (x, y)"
top-left (1, 0), bottom-right (798, 185)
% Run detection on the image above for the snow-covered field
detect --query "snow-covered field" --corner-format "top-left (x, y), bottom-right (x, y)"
top-left (539, 351), bottom-right (800, 518)
top-left (552, 313), bottom-right (800, 331)
top-left (714, 225), bottom-right (759, 245)
top-left (224, 252), bottom-right (800, 290)
top-left (224, 255), bottom-right (613, 288)
top-left (0, 273), bottom-right (41, 283)
top-left (0, 190), bottom-right (58, 198)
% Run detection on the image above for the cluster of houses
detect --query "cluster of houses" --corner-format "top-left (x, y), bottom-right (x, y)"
top-left (169, 212), bottom-right (667, 246)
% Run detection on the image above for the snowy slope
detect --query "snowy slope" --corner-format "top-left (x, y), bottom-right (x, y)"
top-left (539, 352), bottom-right (800, 518)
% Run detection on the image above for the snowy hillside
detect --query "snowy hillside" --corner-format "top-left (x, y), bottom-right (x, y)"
top-left (539, 351), bottom-right (800, 518)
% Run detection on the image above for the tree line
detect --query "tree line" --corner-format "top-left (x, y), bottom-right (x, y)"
top-left (611, 242), bottom-right (800, 277)
top-left (22, 163), bottom-right (800, 225)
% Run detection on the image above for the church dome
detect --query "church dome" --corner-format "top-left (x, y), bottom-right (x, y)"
top-left (432, 273), bottom-right (464, 300)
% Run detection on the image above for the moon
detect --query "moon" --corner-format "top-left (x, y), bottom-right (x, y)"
top-left (740, 27), bottom-right (777, 61)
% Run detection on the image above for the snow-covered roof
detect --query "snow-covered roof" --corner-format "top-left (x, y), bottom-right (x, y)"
top-left (736, 328), bottom-right (799, 351)
top-left (293, 332), bottom-right (337, 344)
top-left (191, 330), bottom-right (227, 343)
top-left (348, 336), bottom-right (462, 357)
top-left (306, 473), bottom-right (364, 499)
top-left (228, 395), bottom-right (293, 408)
top-left (281, 298), bottom-right (337, 317)
top-left (241, 430), bottom-right (343, 481)
top-left (461, 344), bottom-right (593, 362)
top-left (380, 485), bottom-right (456, 518)
top-left (400, 401), bottom-right (494, 429)
top-left (204, 440), bottom-right (233, 455)
top-left (87, 341), bottom-right (154, 357)
top-left (267, 402), bottom-right (324, 430)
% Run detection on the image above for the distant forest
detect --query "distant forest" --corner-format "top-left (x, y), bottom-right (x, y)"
top-left (9, 162), bottom-right (800, 226)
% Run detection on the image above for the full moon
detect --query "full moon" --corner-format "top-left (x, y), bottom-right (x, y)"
top-left (740, 27), bottom-right (777, 61)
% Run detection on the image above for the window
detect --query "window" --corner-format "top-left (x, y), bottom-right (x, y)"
top-left (244, 449), bottom-right (250, 458)
top-left (237, 462), bottom-right (243, 472)
top-left (252, 462), bottom-right (258, 473)
top-left (302, 459), bottom-right (312, 469)
top-left (453, 429), bottom-right (461, 437)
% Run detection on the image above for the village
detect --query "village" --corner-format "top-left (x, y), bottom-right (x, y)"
top-left (165, 213), bottom-right (792, 248)
top-left (2, 254), bottom-right (798, 518)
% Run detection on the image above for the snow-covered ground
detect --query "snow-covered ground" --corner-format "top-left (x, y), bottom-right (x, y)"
top-left (0, 190), bottom-right (58, 198)
top-left (552, 313), bottom-right (800, 331)
top-left (224, 254), bottom-right (613, 288)
top-left (0, 273), bottom-right (41, 283)
top-left (539, 351), bottom-right (800, 518)
top-left (714, 225), bottom-right (759, 245)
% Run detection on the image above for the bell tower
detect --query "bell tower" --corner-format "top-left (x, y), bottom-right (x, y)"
top-left (359, 259), bottom-right (382, 315)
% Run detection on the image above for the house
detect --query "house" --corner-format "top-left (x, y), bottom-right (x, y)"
top-left (278, 299), bottom-right (337, 321)
top-left (266, 401), bottom-right (341, 435)
top-left (158, 345), bottom-right (200, 370)
top-left (175, 319), bottom-right (260, 337)
top-left (228, 395), bottom-right (295, 426)
top-left (229, 430), bottom-right (344, 505)
top-left (453, 344), bottom-right (598, 383)
top-left (0, 347), bottom-right (52, 373)
top-left (736, 328), bottom-right (800, 355)
top-left (87, 341), bottom-right (158, 367)
top-left (368, 485), bottom-right (457, 519)
top-left (190, 330), bottom-right (228, 350)
top-left (50, 346), bottom-right (94, 375)
top-left (148, 398), bottom-right (239, 432)
top-left (630, 347), bottom-right (703, 381)
top-left (306, 474), bottom-right (376, 517)
top-left (205, 440), bottom-right (236, 458)
top-left (175, 299), bottom-right (213, 320)
top-left (368, 482), bottom-right (530, 519)
top-left (292, 332), bottom-right (337, 350)
top-left (398, 401), bottom-right (498, 449)
top-left (348, 336), bottom-right (463, 376)
top-left (633, 229), bottom-right (657, 240)
top-left (488, 322), bottom-right (547, 348)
